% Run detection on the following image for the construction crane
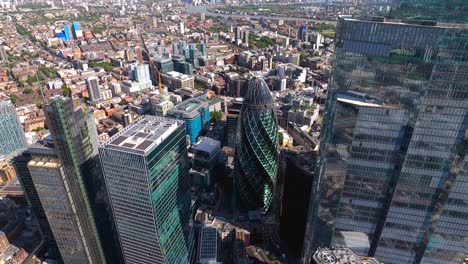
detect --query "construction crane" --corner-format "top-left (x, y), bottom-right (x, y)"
top-left (140, 48), bottom-right (164, 95)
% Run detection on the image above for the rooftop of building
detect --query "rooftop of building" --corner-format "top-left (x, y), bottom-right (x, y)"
top-left (27, 157), bottom-right (61, 169)
top-left (165, 71), bottom-right (193, 80)
top-left (198, 227), bottom-right (218, 262)
top-left (194, 137), bottom-right (221, 156)
top-left (101, 116), bottom-right (184, 155)
top-left (243, 78), bottom-right (274, 108)
top-left (167, 98), bottom-right (208, 119)
top-left (312, 247), bottom-right (381, 264)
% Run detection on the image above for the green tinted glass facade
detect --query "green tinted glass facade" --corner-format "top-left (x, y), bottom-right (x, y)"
top-left (100, 116), bottom-right (190, 264)
top-left (235, 78), bottom-right (279, 213)
top-left (45, 97), bottom-right (106, 264)
top-left (394, 0), bottom-right (468, 23)
top-left (303, 16), bottom-right (468, 264)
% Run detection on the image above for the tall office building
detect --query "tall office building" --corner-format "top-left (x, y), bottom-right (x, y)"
top-left (297, 25), bottom-right (307, 41)
top-left (189, 48), bottom-right (201, 68)
top-left (86, 76), bottom-right (101, 102)
top-left (12, 147), bottom-right (61, 261)
top-left (303, 2), bottom-right (468, 263)
top-left (242, 30), bottom-right (249, 47)
top-left (199, 43), bottom-right (207, 56)
top-left (179, 22), bottom-right (185, 34)
top-left (167, 98), bottom-right (210, 144)
top-left (154, 57), bottom-right (175, 74)
top-left (393, 0), bottom-right (468, 23)
top-left (27, 145), bottom-right (94, 263)
top-left (234, 78), bottom-right (279, 213)
top-left (235, 27), bottom-right (242, 41)
top-left (134, 64), bottom-right (151, 85)
top-left (63, 23), bottom-right (70, 41)
top-left (99, 116), bottom-right (191, 264)
top-left (0, 100), bottom-right (27, 156)
top-left (44, 96), bottom-right (106, 263)
top-left (130, 64), bottom-right (152, 90)
top-left (0, 46), bottom-right (7, 62)
top-left (173, 41), bottom-right (179, 55)
top-left (71, 22), bottom-right (82, 39)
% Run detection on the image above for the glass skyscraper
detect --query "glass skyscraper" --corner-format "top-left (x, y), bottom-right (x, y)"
top-left (44, 96), bottom-right (106, 264)
top-left (166, 98), bottom-right (210, 144)
top-left (0, 100), bottom-right (27, 157)
top-left (303, 3), bottom-right (468, 264)
top-left (12, 148), bottom-right (61, 261)
top-left (27, 145), bottom-right (94, 263)
top-left (99, 116), bottom-right (191, 264)
top-left (235, 78), bottom-right (279, 213)
top-left (393, 0), bottom-right (468, 23)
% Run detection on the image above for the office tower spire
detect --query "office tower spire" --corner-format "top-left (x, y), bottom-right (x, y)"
top-left (235, 78), bottom-right (279, 213)
top-left (43, 96), bottom-right (106, 264)
top-left (99, 116), bottom-right (191, 264)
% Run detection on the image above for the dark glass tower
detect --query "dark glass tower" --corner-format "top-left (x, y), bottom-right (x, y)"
top-left (235, 78), bottom-right (279, 213)
top-left (44, 96), bottom-right (106, 263)
top-left (12, 148), bottom-right (62, 261)
top-left (393, 0), bottom-right (468, 23)
top-left (302, 2), bottom-right (468, 264)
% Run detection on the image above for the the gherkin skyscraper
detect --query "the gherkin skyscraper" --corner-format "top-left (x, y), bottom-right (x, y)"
top-left (235, 78), bottom-right (279, 213)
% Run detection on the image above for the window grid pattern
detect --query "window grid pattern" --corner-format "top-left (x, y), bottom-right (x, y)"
top-left (235, 78), bottom-right (279, 213)
top-left (100, 117), bottom-right (190, 264)
top-left (304, 17), bottom-right (468, 264)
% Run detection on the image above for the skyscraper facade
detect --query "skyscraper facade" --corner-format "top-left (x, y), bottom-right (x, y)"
top-left (44, 96), bottom-right (106, 264)
top-left (297, 25), bottom-right (308, 41)
top-left (12, 148), bottom-right (61, 261)
top-left (27, 145), bottom-right (93, 263)
top-left (63, 23), bottom-right (70, 41)
top-left (235, 78), bottom-right (279, 213)
top-left (99, 116), bottom-right (191, 264)
top-left (133, 64), bottom-right (152, 90)
top-left (71, 22), bottom-right (80, 39)
top-left (0, 100), bottom-right (27, 156)
top-left (166, 98), bottom-right (210, 144)
top-left (393, 0), bottom-right (468, 23)
top-left (86, 76), bottom-right (101, 102)
top-left (303, 5), bottom-right (468, 264)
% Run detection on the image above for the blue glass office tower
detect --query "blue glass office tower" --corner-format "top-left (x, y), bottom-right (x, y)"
top-left (99, 116), bottom-right (190, 264)
top-left (297, 25), bottom-right (308, 41)
top-left (235, 78), bottom-right (279, 213)
top-left (63, 24), bottom-right (70, 41)
top-left (0, 100), bottom-right (27, 157)
top-left (303, 2), bottom-right (468, 264)
top-left (71, 22), bottom-right (80, 39)
top-left (167, 98), bottom-right (210, 144)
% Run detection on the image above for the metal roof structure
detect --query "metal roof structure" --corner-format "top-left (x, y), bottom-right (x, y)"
top-left (102, 116), bottom-right (184, 154)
